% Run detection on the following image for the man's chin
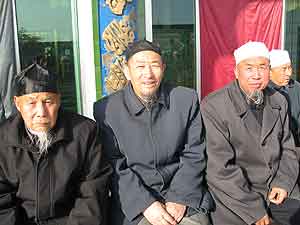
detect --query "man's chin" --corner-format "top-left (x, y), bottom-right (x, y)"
top-left (31, 126), bottom-right (51, 133)
top-left (142, 89), bottom-right (158, 97)
top-left (248, 88), bottom-right (260, 93)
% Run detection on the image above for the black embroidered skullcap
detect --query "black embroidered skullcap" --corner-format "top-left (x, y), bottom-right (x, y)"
top-left (14, 63), bottom-right (59, 96)
top-left (125, 40), bottom-right (162, 61)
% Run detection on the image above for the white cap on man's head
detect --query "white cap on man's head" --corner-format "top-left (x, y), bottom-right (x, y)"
top-left (234, 41), bottom-right (269, 65)
top-left (269, 49), bottom-right (291, 68)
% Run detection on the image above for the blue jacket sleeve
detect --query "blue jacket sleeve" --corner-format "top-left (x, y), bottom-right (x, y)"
top-left (165, 92), bottom-right (210, 211)
top-left (93, 103), bottom-right (158, 221)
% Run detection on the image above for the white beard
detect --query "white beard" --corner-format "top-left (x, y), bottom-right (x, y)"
top-left (247, 89), bottom-right (264, 105)
top-left (27, 128), bottom-right (53, 155)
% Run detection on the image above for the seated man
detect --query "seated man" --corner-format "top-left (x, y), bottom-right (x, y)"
top-left (0, 63), bottom-right (112, 225)
top-left (269, 49), bottom-right (300, 148)
top-left (94, 40), bottom-right (213, 225)
top-left (201, 42), bottom-right (300, 225)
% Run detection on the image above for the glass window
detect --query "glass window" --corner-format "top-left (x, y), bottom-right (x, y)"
top-left (137, 1), bottom-right (146, 40)
top-left (284, 0), bottom-right (300, 80)
top-left (15, 0), bottom-right (80, 112)
top-left (152, 0), bottom-right (196, 89)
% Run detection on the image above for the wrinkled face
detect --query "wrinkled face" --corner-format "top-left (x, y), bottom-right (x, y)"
top-left (270, 63), bottom-right (292, 86)
top-left (127, 50), bottom-right (165, 99)
top-left (14, 92), bottom-right (61, 132)
top-left (234, 57), bottom-right (270, 95)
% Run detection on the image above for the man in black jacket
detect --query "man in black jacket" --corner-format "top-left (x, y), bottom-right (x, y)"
top-left (94, 40), bottom-right (213, 225)
top-left (269, 49), bottom-right (300, 147)
top-left (0, 63), bottom-right (112, 225)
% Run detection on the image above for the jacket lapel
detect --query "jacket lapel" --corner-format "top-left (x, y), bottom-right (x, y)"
top-left (228, 81), bottom-right (281, 144)
top-left (260, 89), bottom-right (281, 144)
top-left (229, 82), bottom-right (261, 139)
top-left (243, 110), bottom-right (262, 139)
top-left (228, 80), bottom-right (248, 117)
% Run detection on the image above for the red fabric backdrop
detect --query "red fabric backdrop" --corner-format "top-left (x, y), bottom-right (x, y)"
top-left (200, 0), bottom-right (283, 98)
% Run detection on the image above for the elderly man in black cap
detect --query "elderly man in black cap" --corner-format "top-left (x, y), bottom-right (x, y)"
top-left (0, 63), bottom-right (112, 225)
top-left (93, 40), bottom-right (213, 225)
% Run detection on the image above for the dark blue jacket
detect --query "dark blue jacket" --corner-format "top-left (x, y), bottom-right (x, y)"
top-left (93, 82), bottom-right (213, 225)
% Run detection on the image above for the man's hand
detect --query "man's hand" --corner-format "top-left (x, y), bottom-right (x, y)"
top-left (143, 201), bottom-right (177, 225)
top-left (255, 214), bottom-right (271, 225)
top-left (165, 202), bottom-right (186, 223)
top-left (268, 187), bottom-right (288, 205)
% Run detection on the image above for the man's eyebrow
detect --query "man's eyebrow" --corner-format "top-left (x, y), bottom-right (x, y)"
top-left (41, 95), bottom-right (56, 100)
top-left (26, 96), bottom-right (38, 100)
top-left (135, 60), bottom-right (161, 63)
top-left (135, 60), bottom-right (146, 64)
top-left (244, 63), bottom-right (268, 66)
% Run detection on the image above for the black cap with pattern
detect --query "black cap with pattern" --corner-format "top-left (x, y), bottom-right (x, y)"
top-left (125, 40), bottom-right (162, 61)
top-left (14, 64), bottom-right (59, 96)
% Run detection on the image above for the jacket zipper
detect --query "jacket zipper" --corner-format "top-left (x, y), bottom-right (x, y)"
top-left (149, 109), bottom-right (157, 167)
top-left (50, 161), bottom-right (54, 217)
top-left (35, 154), bottom-right (42, 225)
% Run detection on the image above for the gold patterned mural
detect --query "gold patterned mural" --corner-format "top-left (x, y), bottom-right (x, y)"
top-left (105, 56), bottom-right (128, 93)
top-left (102, 16), bottom-right (135, 56)
top-left (102, 10), bottom-right (135, 93)
top-left (105, 0), bottom-right (132, 15)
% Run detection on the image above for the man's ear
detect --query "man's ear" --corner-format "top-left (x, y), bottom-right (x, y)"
top-left (13, 96), bottom-right (21, 111)
top-left (162, 63), bottom-right (166, 73)
top-left (123, 64), bottom-right (131, 80)
top-left (56, 94), bottom-right (62, 107)
top-left (234, 66), bottom-right (239, 79)
top-left (269, 69), bottom-right (273, 79)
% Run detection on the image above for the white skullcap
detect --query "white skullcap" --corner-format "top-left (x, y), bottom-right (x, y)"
top-left (234, 41), bottom-right (269, 65)
top-left (269, 49), bottom-right (291, 68)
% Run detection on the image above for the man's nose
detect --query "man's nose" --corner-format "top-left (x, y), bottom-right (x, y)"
top-left (286, 69), bottom-right (292, 77)
top-left (252, 69), bottom-right (261, 79)
top-left (143, 65), bottom-right (154, 76)
top-left (36, 102), bottom-right (46, 116)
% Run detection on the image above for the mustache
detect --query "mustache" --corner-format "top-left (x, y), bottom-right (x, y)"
top-left (33, 119), bottom-right (50, 123)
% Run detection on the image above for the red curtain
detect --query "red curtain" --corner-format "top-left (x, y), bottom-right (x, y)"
top-left (200, 0), bottom-right (283, 98)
